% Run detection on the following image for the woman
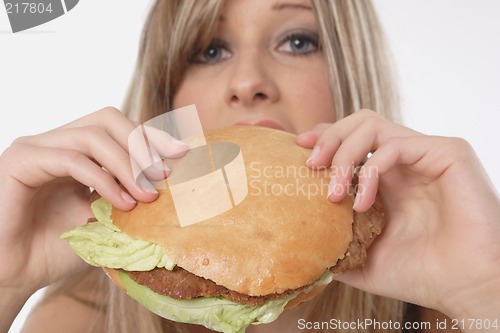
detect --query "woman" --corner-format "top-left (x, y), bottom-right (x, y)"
top-left (1, 1), bottom-right (499, 332)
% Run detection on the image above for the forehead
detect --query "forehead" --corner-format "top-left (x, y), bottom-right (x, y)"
top-left (216, 0), bottom-right (316, 37)
top-left (220, 0), bottom-right (313, 18)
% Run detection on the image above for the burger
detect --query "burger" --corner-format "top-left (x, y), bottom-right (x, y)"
top-left (61, 126), bottom-right (384, 333)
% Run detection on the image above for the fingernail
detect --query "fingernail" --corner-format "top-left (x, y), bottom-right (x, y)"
top-left (327, 176), bottom-right (338, 199)
top-left (353, 192), bottom-right (362, 210)
top-left (138, 176), bottom-right (158, 194)
top-left (121, 191), bottom-right (136, 204)
top-left (158, 162), bottom-right (172, 178)
top-left (306, 146), bottom-right (320, 165)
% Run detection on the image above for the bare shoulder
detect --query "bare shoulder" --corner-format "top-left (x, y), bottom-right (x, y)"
top-left (20, 268), bottom-right (108, 333)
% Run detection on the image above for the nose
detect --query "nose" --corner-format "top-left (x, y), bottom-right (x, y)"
top-left (224, 51), bottom-right (279, 108)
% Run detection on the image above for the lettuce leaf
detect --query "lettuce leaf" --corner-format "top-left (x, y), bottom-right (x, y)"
top-left (60, 197), bottom-right (175, 271)
top-left (120, 270), bottom-right (333, 333)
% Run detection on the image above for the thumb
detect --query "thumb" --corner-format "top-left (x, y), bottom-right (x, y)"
top-left (331, 269), bottom-right (373, 292)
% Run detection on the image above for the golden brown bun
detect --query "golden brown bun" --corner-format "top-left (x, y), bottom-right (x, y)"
top-left (112, 126), bottom-right (353, 296)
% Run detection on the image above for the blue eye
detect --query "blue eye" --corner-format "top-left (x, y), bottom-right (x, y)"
top-left (192, 39), bottom-right (231, 64)
top-left (278, 32), bottom-right (319, 55)
top-left (202, 46), bottom-right (224, 61)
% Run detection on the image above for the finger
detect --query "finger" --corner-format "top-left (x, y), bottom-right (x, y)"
top-left (326, 122), bottom-right (405, 203)
top-left (60, 107), bottom-right (189, 162)
top-left (296, 123), bottom-right (332, 148)
top-left (353, 136), bottom-right (439, 212)
top-left (143, 125), bottom-right (189, 158)
top-left (304, 111), bottom-right (383, 169)
top-left (352, 164), bottom-right (380, 213)
top-left (5, 144), bottom-right (137, 211)
top-left (128, 125), bottom-right (166, 182)
top-left (326, 122), bottom-right (379, 201)
top-left (318, 113), bottom-right (413, 164)
top-left (129, 125), bottom-right (189, 182)
top-left (306, 110), bottom-right (420, 168)
top-left (57, 107), bottom-right (136, 151)
top-left (18, 108), bottom-right (189, 197)
top-left (331, 267), bottom-right (376, 295)
top-left (60, 107), bottom-right (189, 183)
top-left (303, 111), bottom-right (420, 203)
top-left (18, 107), bottom-right (140, 180)
top-left (16, 126), bottom-right (160, 202)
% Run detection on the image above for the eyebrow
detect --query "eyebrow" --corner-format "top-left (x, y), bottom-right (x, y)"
top-left (272, 2), bottom-right (313, 11)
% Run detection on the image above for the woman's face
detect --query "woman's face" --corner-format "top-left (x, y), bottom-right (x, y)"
top-left (173, 0), bottom-right (335, 134)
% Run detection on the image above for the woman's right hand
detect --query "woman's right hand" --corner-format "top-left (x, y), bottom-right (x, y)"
top-left (0, 107), bottom-right (187, 297)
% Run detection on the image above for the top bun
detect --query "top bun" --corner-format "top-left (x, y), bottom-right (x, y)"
top-left (112, 126), bottom-right (353, 296)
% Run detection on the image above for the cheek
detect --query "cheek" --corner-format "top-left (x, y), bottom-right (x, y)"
top-left (173, 75), bottom-right (222, 129)
top-left (288, 69), bottom-right (335, 124)
top-left (174, 75), bottom-right (213, 109)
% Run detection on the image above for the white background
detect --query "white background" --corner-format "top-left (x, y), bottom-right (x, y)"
top-left (1, 1), bottom-right (499, 332)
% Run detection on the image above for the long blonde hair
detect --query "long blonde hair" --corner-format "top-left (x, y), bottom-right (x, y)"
top-left (47, 0), bottom-right (404, 332)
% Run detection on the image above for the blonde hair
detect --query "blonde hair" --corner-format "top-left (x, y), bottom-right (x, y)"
top-left (47, 0), bottom-right (405, 332)
top-left (123, 0), bottom-right (224, 123)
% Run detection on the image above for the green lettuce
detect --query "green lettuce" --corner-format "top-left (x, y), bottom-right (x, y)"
top-left (120, 270), bottom-right (333, 333)
top-left (60, 197), bottom-right (175, 271)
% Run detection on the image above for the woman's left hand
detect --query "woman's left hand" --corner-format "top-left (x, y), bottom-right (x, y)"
top-left (296, 109), bottom-right (500, 323)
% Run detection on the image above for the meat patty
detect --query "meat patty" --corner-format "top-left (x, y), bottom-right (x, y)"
top-left (128, 198), bottom-right (384, 306)
top-left (128, 266), bottom-right (305, 306)
top-left (331, 193), bottom-right (384, 274)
